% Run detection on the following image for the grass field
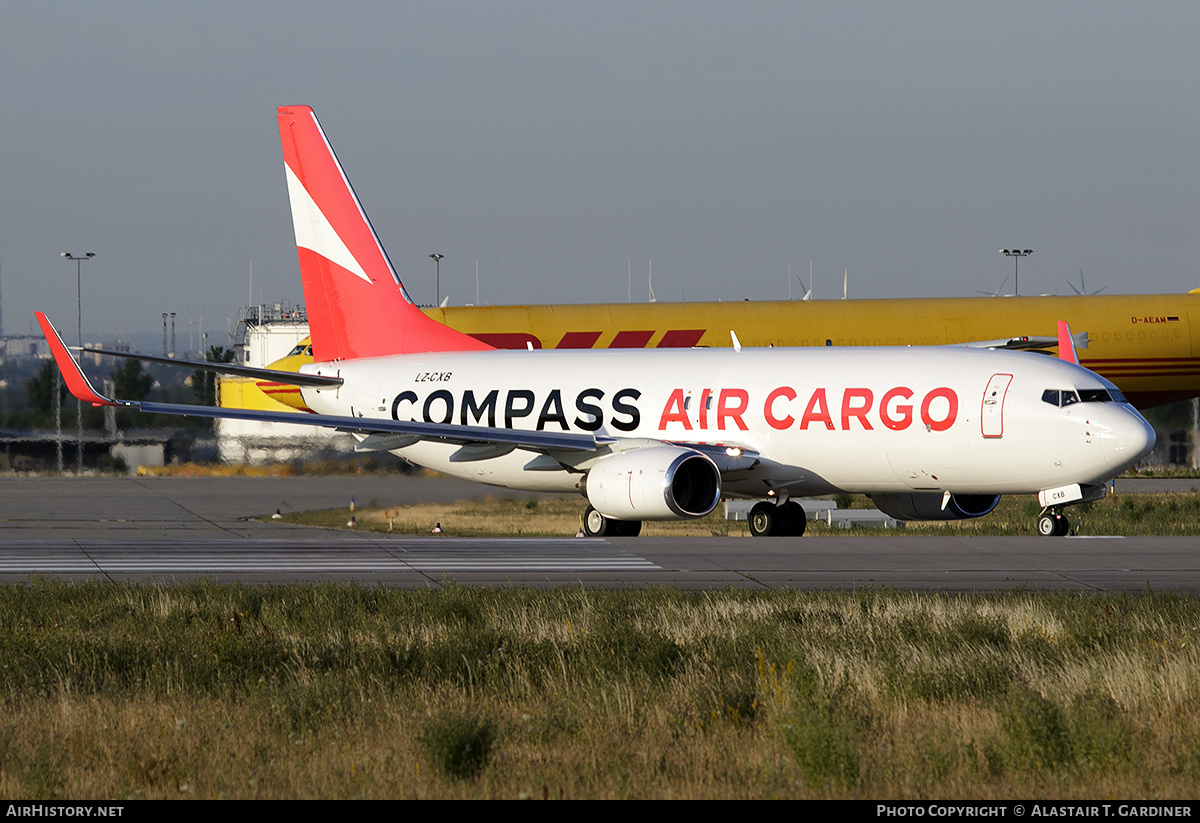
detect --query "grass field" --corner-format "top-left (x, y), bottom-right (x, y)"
top-left (1, 582), bottom-right (1198, 799)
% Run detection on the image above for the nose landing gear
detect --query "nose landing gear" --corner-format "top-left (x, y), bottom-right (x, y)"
top-left (1036, 507), bottom-right (1072, 537)
top-left (1034, 482), bottom-right (1108, 536)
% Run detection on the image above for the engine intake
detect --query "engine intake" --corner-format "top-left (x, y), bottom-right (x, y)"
top-left (584, 446), bottom-right (721, 520)
top-left (870, 492), bottom-right (1000, 521)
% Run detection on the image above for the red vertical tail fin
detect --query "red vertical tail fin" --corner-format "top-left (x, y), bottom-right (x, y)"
top-left (276, 106), bottom-right (491, 360)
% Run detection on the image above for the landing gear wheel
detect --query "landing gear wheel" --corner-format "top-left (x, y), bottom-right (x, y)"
top-left (583, 506), bottom-right (608, 537)
top-left (777, 501), bottom-right (807, 537)
top-left (749, 501), bottom-right (777, 537)
top-left (582, 506), bottom-right (641, 537)
top-left (749, 501), bottom-right (806, 537)
top-left (614, 519), bottom-right (642, 537)
top-left (1037, 512), bottom-right (1070, 537)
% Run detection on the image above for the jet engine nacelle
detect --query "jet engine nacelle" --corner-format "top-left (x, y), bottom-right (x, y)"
top-left (583, 446), bottom-right (721, 520)
top-left (870, 492), bottom-right (1001, 521)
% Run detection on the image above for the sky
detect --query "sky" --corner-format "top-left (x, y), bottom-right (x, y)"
top-left (2, 1), bottom-right (1198, 344)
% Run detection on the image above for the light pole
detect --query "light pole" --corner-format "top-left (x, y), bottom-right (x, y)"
top-left (61, 252), bottom-right (95, 474)
top-left (429, 254), bottom-right (444, 306)
top-left (999, 249), bottom-right (1032, 296)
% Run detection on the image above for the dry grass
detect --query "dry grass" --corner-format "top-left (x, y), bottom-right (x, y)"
top-left (1, 583), bottom-right (1198, 798)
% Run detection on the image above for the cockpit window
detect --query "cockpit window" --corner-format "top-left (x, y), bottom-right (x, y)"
top-left (1078, 388), bottom-right (1113, 403)
top-left (1043, 387), bottom-right (1124, 407)
top-left (286, 343), bottom-right (313, 358)
top-left (1041, 389), bottom-right (1081, 407)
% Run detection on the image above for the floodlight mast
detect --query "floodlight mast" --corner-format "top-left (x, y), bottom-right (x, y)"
top-left (429, 254), bottom-right (444, 305)
top-left (1000, 248), bottom-right (1032, 296)
top-left (60, 252), bottom-right (95, 474)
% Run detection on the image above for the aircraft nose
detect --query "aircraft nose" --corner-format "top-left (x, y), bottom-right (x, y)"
top-left (1099, 405), bottom-right (1156, 471)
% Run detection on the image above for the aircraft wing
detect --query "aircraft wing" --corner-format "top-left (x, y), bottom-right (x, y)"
top-left (39, 311), bottom-right (609, 453)
top-left (47, 313), bottom-right (804, 473)
top-left (40, 311), bottom-right (767, 471)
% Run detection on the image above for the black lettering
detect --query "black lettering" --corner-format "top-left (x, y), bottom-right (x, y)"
top-left (611, 388), bottom-right (641, 432)
top-left (537, 389), bottom-right (569, 431)
top-left (460, 389), bottom-right (498, 427)
top-left (422, 389), bottom-right (454, 424)
top-left (391, 390), bottom-right (418, 420)
top-left (505, 389), bottom-right (536, 427)
top-left (574, 388), bottom-right (605, 431)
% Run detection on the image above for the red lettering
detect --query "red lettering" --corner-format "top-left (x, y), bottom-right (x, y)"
top-left (764, 386), bottom-right (796, 430)
top-left (799, 389), bottom-right (834, 430)
top-left (657, 388), bottom-right (692, 430)
top-left (879, 387), bottom-right (913, 431)
top-left (717, 389), bottom-right (749, 431)
top-left (841, 388), bottom-right (874, 430)
top-left (699, 388), bottom-right (711, 429)
top-left (920, 387), bottom-right (958, 431)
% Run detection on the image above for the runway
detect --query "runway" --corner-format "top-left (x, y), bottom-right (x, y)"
top-left (0, 537), bottom-right (659, 584)
top-left (0, 475), bottom-right (1196, 591)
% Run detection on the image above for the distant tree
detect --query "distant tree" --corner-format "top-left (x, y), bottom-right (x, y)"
top-left (111, 358), bottom-right (153, 402)
top-left (27, 360), bottom-right (65, 416)
top-left (193, 345), bottom-right (235, 406)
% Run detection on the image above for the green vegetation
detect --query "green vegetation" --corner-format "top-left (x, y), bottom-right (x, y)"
top-left (0, 581), bottom-right (1198, 798)
top-left (274, 490), bottom-right (1200, 537)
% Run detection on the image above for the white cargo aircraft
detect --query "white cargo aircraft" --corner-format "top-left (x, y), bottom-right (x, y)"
top-left (38, 106), bottom-right (1155, 537)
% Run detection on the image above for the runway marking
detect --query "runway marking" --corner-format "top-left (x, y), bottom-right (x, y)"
top-left (0, 538), bottom-right (660, 575)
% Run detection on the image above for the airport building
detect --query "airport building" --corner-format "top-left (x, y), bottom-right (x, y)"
top-left (216, 303), bottom-right (349, 464)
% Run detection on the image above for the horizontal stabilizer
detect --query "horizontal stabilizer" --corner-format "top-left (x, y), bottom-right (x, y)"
top-left (83, 347), bottom-right (343, 388)
top-left (963, 332), bottom-right (1089, 352)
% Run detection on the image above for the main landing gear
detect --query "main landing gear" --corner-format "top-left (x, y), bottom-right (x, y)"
top-left (1037, 508), bottom-right (1072, 537)
top-left (581, 506), bottom-right (642, 537)
top-left (748, 500), bottom-right (807, 537)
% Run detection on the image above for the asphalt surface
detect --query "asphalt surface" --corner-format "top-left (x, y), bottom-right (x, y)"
top-left (0, 475), bottom-right (1196, 591)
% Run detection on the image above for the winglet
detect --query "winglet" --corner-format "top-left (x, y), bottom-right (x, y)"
top-left (34, 312), bottom-right (120, 407)
top-left (1057, 320), bottom-right (1080, 365)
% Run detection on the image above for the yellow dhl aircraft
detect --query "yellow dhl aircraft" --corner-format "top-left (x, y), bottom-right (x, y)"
top-left (227, 291), bottom-right (1200, 414)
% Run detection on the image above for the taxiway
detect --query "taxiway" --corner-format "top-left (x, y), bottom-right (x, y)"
top-left (0, 475), bottom-right (1195, 591)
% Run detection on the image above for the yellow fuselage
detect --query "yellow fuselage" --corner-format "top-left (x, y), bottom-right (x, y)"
top-left (240, 292), bottom-right (1200, 412)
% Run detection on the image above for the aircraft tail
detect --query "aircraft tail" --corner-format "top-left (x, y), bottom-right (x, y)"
top-left (276, 106), bottom-right (492, 360)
